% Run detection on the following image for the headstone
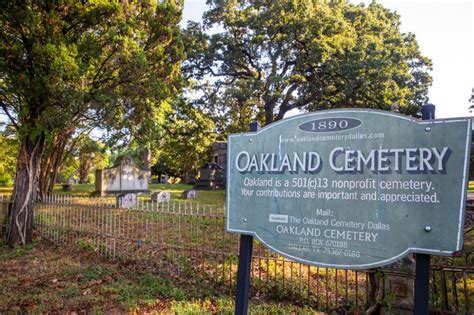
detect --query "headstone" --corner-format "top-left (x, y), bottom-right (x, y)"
top-left (62, 178), bottom-right (75, 191)
top-left (116, 193), bottom-right (138, 208)
top-left (160, 175), bottom-right (169, 184)
top-left (151, 191), bottom-right (171, 203)
top-left (95, 156), bottom-right (150, 196)
top-left (194, 141), bottom-right (228, 190)
top-left (181, 189), bottom-right (197, 199)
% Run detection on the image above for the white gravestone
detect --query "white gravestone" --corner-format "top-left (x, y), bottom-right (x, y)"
top-left (160, 175), bottom-right (169, 184)
top-left (181, 190), bottom-right (197, 199)
top-left (151, 191), bottom-right (171, 203)
top-left (116, 193), bottom-right (138, 208)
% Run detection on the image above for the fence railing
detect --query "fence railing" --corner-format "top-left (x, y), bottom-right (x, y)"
top-left (0, 193), bottom-right (469, 313)
top-left (33, 194), bottom-right (371, 312)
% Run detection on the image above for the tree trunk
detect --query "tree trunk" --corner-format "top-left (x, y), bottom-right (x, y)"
top-left (366, 270), bottom-right (384, 314)
top-left (38, 154), bottom-right (52, 197)
top-left (143, 145), bottom-right (151, 171)
top-left (6, 135), bottom-right (45, 247)
top-left (78, 155), bottom-right (93, 183)
top-left (38, 129), bottom-right (73, 196)
top-left (264, 101), bottom-right (275, 126)
top-left (78, 162), bottom-right (90, 183)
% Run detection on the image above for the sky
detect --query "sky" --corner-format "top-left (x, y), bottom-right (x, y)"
top-left (182, 0), bottom-right (474, 119)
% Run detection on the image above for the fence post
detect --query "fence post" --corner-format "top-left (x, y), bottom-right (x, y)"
top-left (235, 121), bottom-right (260, 315)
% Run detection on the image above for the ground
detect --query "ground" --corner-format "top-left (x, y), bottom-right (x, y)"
top-left (0, 237), bottom-right (322, 314)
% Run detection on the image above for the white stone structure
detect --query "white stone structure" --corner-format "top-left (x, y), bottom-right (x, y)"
top-left (95, 156), bottom-right (149, 196)
top-left (151, 191), bottom-right (171, 203)
top-left (181, 190), bottom-right (197, 199)
top-left (116, 193), bottom-right (138, 208)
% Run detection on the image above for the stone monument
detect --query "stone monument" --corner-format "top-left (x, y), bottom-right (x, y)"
top-left (209, 141), bottom-right (227, 173)
top-left (159, 175), bottom-right (169, 184)
top-left (62, 178), bottom-right (75, 192)
top-left (151, 191), bottom-right (171, 203)
top-left (95, 156), bottom-right (149, 196)
top-left (116, 193), bottom-right (138, 208)
top-left (194, 141), bottom-right (227, 190)
top-left (181, 189), bottom-right (197, 199)
top-left (194, 162), bottom-right (225, 190)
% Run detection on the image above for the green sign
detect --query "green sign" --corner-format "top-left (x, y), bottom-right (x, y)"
top-left (226, 110), bottom-right (471, 269)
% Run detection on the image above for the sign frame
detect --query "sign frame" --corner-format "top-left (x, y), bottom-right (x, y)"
top-left (226, 109), bottom-right (472, 270)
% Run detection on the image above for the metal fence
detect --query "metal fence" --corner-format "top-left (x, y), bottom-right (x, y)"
top-left (0, 194), bottom-right (9, 236)
top-left (1, 194), bottom-right (471, 312)
top-left (430, 266), bottom-right (473, 314)
top-left (33, 194), bottom-right (371, 312)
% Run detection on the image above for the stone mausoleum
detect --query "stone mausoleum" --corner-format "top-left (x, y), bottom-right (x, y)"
top-left (209, 141), bottom-right (227, 172)
top-left (194, 141), bottom-right (227, 190)
top-left (95, 156), bottom-right (150, 196)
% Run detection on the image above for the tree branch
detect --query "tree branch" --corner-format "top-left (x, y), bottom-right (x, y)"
top-left (0, 101), bottom-right (19, 130)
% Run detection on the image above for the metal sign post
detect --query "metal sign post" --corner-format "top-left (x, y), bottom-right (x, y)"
top-left (414, 253), bottom-right (431, 314)
top-left (235, 234), bottom-right (253, 315)
top-left (414, 103), bottom-right (436, 314)
top-left (235, 121), bottom-right (260, 315)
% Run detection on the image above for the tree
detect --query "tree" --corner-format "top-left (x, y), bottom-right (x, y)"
top-left (0, 130), bottom-right (18, 186)
top-left (38, 127), bottom-right (80, 195)
top-left (184, 0), bottom-right (432, 129)
top-left (0, 1), bottom-right (184, 246)
top-left (157, 98), bottom-right (217, 177)
top-left (77, 136), bottom-right (109, 184)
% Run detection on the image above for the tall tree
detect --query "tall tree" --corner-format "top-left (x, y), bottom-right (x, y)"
top-left (184, 0), bottom-right (432, 129)
top-left (157, 98), bottom-right (217, 177)
top-left (76, 136), bottom-right (109, 184)
top-left (0, 0), bottom-right (183, 246)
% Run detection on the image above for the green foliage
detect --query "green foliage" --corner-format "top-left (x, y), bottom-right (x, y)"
top-left (0, 133), bottom-right (18, 186)
top-left (0, 1), bottom-right (185, 238)
top-left (0, 0), bottom-right (184, 140)
top-left (76, 136), bottom-right (109, 183)
top-left (0, 0), bottom-right (184, 181)
top-left (154, 98), bottom-right (217, 176)
top-left (184, 0), bottom-right (432, 129)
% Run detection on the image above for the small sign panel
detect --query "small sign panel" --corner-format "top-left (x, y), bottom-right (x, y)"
top-left (226, 110), bottom-right (471, 269)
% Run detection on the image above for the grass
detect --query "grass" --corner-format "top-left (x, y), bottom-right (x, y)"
top-left (0, 239), bottom-right (323, 314)
top-left (0, 183), bottom-right (226, 207)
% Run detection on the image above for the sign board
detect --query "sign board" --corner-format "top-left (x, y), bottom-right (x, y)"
top-left (227, 110), bottom-right (471, 269)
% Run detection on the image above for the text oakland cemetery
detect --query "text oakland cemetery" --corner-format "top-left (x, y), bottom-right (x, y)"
top-left (236, 146), bottom-right (446, 204)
